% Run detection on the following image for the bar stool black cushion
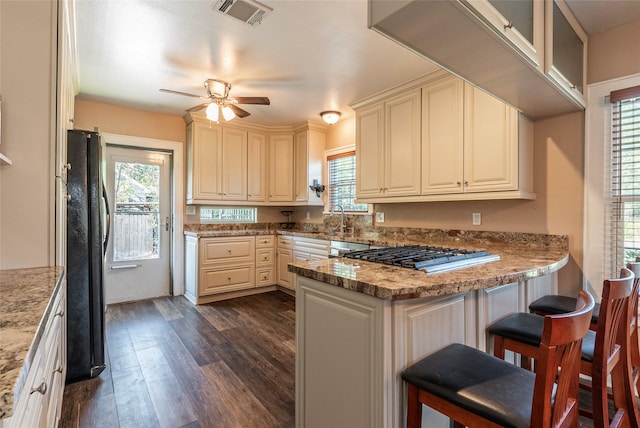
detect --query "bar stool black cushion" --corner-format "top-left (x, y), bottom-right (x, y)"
top-left (487, 312), bottom-right (544, 346)
top-left (488, 312), bottom-right (597, 363)
top-left (529, 295), bottom-right (600, 325)
top-left (401, 343), bottom-right (536, 428)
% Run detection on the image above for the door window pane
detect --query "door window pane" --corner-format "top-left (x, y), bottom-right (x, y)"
top-left (113, 161), bottom-right (161, 261)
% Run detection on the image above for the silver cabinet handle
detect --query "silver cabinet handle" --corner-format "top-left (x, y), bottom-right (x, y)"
top-left (55, 309), bottom-right (64, 317)
top-left (504, 21), bottom-right (513, 30)
top-left (110, 264), bottom-right (140, 270)
top-left (30, 380), bottom-right (47, 395)
top-left (54, 366), bottom-right (63, 374)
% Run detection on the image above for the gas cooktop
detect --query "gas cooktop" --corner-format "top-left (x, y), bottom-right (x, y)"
top-left (342, 245), bottom-right (500, 274)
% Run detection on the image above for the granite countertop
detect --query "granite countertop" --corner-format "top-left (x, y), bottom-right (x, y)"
top-left (288, 231), bottom-right (569, 301)
top-left (185, 226), bottom-right (569, 301)
top-left (0, 266), bottom-right (64, 419)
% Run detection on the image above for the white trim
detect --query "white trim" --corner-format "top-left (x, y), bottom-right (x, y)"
top-left (101, 133), bottom-right (185, 297)
top-left (584, 73), bottom-right (640, 299)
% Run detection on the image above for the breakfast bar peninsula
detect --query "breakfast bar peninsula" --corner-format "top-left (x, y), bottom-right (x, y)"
top-left (288, 229), bottom-right (569, 428)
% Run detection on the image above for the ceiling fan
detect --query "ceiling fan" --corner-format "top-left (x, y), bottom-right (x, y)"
top-left (160, 78), bottom-right (270, 121)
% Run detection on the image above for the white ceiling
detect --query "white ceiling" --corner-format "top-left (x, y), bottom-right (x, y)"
top-left (74, 0), bottom-right (640, 127)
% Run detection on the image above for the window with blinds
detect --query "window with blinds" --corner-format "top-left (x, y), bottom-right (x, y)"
top-left (200, 207), bottom-right (257, 223)
top-left (327, 151), bottom-right (368, 212)
top-left (608, 85), bottom-right (640, 277)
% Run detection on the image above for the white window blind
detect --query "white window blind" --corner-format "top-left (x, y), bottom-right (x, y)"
top-left (608, 85), bottom-right (640, 277)
top-left (327, 151), bottom-right (368, 212)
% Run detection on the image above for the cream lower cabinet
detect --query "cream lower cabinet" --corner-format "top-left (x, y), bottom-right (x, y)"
top-left (296, 272), bottom-right (558, 428)
top-left (356, 88), bottom-right (421, 199)
top-left (2, 284), bottom-right (66, 428)
top-left (255, 235), bottom-right (275, 287)
top-left (276, 235), bottom-right (294, 289)
top-left (185, 235), bottom-right (257, 304)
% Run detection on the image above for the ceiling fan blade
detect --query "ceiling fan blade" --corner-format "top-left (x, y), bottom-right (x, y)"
top-left (186, 103), bottom-right (210, 112)
top-left (160, 88), bottom-right (207, 99)
top-left (229, 104), bottom-right (251, 118)
top-left (234, 96), bottom-right (270, 105)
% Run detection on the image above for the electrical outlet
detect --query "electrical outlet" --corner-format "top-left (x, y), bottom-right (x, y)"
top-left (186, 206), bottom-right (196, 215)
top-left (472, 212), bottom-right (481, 226)
top-left (375, 212), bottom-right (385, 223)
top-left (306, 212), bottom-right (310, 220)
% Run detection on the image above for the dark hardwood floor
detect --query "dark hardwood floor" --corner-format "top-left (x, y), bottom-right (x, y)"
top-left (59, 291), bottom-right (296, 428)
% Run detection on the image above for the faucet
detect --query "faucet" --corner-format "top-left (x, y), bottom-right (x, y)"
top-left (331, 204), bottom-right (346, 233)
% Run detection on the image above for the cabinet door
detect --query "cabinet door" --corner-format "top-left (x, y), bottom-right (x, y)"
top-left (294, 130), bottom-right (310, 203)
top-left (465, 0), bottom-right (544, 69)
top-left (356, 102), bottom-right (385, 198)
top-left (247, 132), bottom-right (267, 202)
top-left (385, 89), bottom-right (421, 196)
top-left (463, 83), bottom-right (519, 192)
top-left (421, 77), bottom-right (464, 195)
top-left (188, 122), bottom-right (222, 201)
top-left (277, 248), bottom-right (293, 289)
top-left (269, 134), bottom-right (294, 202)
top-left (221, 128), bottom-right (248, 201)
top-left (545, 0), bottom-right (587, 106)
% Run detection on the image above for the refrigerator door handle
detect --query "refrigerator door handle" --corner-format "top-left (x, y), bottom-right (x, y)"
top-left (102, 183), bottom-right (111, 256)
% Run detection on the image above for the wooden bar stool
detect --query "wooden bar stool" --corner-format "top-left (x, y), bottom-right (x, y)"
top-left (488, 267), bottom-right (637, 428)
top-left (401, 290), bottom-right (595, 428)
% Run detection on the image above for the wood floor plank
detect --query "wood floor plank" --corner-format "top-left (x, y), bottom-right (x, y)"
top-left (201, 360), bottom-right (278, 427)
top-left (135, 346), bottom-right (199, 428)
top-left (152, 296), bottom-right (184, 321)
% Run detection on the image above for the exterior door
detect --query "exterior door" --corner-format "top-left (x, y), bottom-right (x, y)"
top-left (104, 146), bottom-right (171, 304)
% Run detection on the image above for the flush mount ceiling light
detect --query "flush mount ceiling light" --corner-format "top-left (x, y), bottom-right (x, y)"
top-left (320, 111), bottom-right (341, 125)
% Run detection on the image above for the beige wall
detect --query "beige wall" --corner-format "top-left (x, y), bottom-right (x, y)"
top-left (74, 99), bottom-right (186, 143)
top-left (587, 19), bottom-right (640, 85)
top-left (0, 1), bottom-right (56, 269)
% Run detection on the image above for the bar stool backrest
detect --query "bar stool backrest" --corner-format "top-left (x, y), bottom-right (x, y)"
top-left (532, 290), bottom-right (595, 426)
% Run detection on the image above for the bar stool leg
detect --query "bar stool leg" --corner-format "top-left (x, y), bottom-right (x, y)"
top-left (407, 384), bottom-right (422, 428)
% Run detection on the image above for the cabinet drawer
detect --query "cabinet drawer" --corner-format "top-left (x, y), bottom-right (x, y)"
top-left (256, 249), bottom-right (275, 267)
top-left (200, 264), bottom-right (255, 295)
top-left (201, 237), bottom-right (255, 264)
top-left (277, 235), bottom-right (293, 250)
top-left (256, 235), bottom-right (275, 248)
top-left (293, 237), bottom-right (329, 256)
top-left (256, 267), bottom-right (275, 286)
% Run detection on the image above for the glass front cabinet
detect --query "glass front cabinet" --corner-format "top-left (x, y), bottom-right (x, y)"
top-left (545, 0), bottom-right (587, 106)
top-left (463, 0), bottom-right (545, 70)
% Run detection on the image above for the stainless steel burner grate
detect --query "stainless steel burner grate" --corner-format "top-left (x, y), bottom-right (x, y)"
top-left (342, 245), bottom-right (499, 274)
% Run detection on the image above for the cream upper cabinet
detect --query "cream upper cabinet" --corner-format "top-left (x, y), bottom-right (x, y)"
top-left (221, 127), bottom-right (248, 201)
top-left (356, 89), bottom-right (421, 199)
top-left (186, 120), bottom-right (223, 203)
top-left (247, 131), bottom-right (267, 202)
top-left (294, 127), bottom-right (326, 206)
top-left (356, 102), bottom-right (385, 198)
top-left (353, 71), bottom-right (534, 203)
top-left (421, 76), bottom-right (465, 195)
top-left (269, 133), bottom-right (295, 202)
top-left (463, 83), bottom-right (520, 193)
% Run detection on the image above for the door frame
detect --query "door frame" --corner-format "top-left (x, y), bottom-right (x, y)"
top-left (102, 133), bottom-right (185, 296)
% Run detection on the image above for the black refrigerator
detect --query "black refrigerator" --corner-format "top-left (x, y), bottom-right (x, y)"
top-left (66, 129), bottom-right (109, 383)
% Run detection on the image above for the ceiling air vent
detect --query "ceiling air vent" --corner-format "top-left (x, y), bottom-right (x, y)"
top-left (214, 0), bottom-right (272, 26)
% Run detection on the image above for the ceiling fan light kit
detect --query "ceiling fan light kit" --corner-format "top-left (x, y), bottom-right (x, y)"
top-left (320, 110), bottom-right (341, 125)
top-left (160, 78), bottom-right (270, 121)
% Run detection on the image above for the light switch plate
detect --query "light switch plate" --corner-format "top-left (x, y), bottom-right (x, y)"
top-left (375, 212), bottom-right (385, 223)
top-left (472, 212), bottom-right (481, 225)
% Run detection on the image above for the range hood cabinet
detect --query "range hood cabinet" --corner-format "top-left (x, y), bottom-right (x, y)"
top-left (368, 0), bottom-right (584, 120)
